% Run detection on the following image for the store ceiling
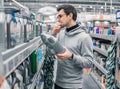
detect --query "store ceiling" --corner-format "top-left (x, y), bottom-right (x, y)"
top-left (4, 0), bottom-right (120, 14)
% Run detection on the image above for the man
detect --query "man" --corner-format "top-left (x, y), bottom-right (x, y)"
top-left (52, 5), bottom-right (93, 89)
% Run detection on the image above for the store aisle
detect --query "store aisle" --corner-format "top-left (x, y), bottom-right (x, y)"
top-left (83, 73), bottom-right (100, 89)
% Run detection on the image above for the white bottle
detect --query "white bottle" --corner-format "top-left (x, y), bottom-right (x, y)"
top-left (41, 33), bottom-right (65, 54)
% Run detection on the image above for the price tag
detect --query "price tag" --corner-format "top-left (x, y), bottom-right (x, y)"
top-left (0, 77), bottom-right (10, 89)
top-left (8, 60), bottom-right (14, 71)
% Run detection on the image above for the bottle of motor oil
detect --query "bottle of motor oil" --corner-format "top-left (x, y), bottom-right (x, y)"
top-left (30, 50), bottom-right (38, 74)
top-left (41, 33), bottom-right (65, 54)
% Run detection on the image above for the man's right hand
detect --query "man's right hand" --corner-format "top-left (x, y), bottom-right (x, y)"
top-left (51, 23), bottom-right (61, 35)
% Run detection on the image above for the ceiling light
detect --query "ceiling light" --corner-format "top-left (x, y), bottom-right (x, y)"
top-left (38, 6), bottom-right (57, 15)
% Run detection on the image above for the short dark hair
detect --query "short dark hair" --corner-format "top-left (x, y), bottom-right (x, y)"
top-left (57, 4), bottom-right (77, 21)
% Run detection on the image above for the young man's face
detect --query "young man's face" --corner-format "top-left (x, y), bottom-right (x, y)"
top-left (57, 9), bottom-right (70, 28)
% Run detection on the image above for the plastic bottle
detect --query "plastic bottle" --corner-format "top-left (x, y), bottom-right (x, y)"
top-left (30, 50), bottom-right (38, 74)
top-left (96, 27), bottom-right (100, 34)
top-left (41, 33), bottom-right (65, 54)
top-left (37, 48), bottom-right (42, 62)
top-left (107, 27), bottom-right (111, 35)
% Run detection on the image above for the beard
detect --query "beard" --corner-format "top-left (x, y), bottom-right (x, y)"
top-left (60, 23), bottom-right (67, 28)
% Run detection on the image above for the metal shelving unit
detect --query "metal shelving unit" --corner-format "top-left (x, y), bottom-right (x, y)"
top-left (91, 33), bottom-right (117, 89)
top-left (92, 60), bottom-right (107, 75)
top-left (89, 72), bottom-right (105, 89)
top-left (93, 46), bottom-right (108, 57)
top-left (1, 37), bottom-right (42, 77)
top-left (0, 1), bottom-right (45, 88)
top-left (90, 34), bottom-right (115, 41)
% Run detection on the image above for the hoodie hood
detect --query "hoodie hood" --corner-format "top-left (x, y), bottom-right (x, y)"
top-left (65, 25), bottom-right (85, 36)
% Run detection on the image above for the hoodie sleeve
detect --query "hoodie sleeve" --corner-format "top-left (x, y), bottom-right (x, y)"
top-left (71, 35), bottom-right (93, 68)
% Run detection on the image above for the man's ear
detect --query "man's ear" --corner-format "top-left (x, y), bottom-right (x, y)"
top-left (69, 13), bottom-right (73, 19)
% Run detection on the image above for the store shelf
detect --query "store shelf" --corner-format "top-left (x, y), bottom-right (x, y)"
top-left (90, 34), bottom-right (115, 41)
top-left (89, 72), bottom-right (105, 89)
top-left (92, 60), bottom-right (107, 75)
top-left (116, 80), bottom-right (120, 88)
top-left (2, 37), bottom-right (42, 77)
top-left (93, 46), bottom-right (108, 57)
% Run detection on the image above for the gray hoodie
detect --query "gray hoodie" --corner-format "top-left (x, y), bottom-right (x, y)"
top-left (55, 25), bottom-right (93, 88)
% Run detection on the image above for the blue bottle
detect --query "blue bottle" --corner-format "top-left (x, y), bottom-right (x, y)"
top-left (107, 27), bottom-right (111, 35)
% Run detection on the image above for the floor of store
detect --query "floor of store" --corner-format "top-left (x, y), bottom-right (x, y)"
top-left (83, 73), bottom-right (100, 89)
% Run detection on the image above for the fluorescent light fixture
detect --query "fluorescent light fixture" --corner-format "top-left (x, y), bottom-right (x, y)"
top-left (38, 6), bottom-right (57, 15)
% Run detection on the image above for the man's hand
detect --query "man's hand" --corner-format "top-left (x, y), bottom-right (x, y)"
top-left (56, 47), bottom-right (72, 60)
top-left (51, 23), bottom-right (61, 35)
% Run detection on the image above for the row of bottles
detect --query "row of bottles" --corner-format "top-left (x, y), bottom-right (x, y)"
top-left (88, 20), bottom-right (116, 35)
top-left (0, 47), bottom-right (43, 89)
top-left (93, 52), bottom-right (107, 69)
top-left (0, 7), bottom-right (52, 52)
top-left (91, 67), bottom-right (106, 88)
top-left (93, 39), bottom-right (110, 51)
top-left (91, 36), bottom-right (108, 89)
